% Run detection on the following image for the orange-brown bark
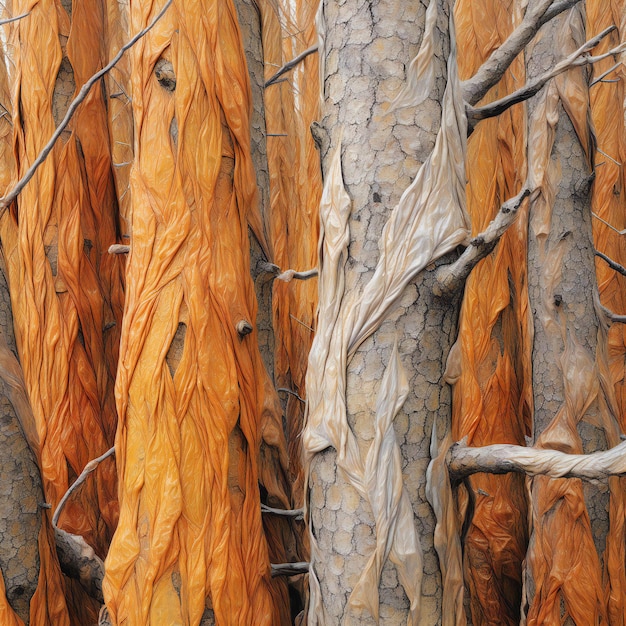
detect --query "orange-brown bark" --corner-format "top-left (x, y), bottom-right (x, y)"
top-left (453, 2), bottom-right (531, 623)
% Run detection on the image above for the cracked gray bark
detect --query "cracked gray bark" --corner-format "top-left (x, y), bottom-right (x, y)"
top-left (0, 256), bottom-right (42, 624)
top-left (308, 1), bottom-right (462, 623)
top-left (523, 8), bottom-right (620, 623)
top-left (234, 0), bottom-right (276, 379)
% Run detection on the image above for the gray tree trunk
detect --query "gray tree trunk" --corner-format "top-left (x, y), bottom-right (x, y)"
top-left (0, 258), bottom-right (43, 625)
top-left (524, 8), bottom-right (620, 624)
top-left (308, 1), bottom-right (461, 623)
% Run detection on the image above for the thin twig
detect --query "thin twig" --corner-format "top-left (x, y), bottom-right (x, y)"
top-left (265, 45), bottom-right (318, 88)
top-left (0, 11), bottom-right (29, 26)
top-left (289, 313), bottom-right (315, 333)
top-left (51, 446), bottom-right (115, 602)
top-left (592, 212), bottom-right (626, 235)
top-left (600, 305), bottom-right (626, 324)
top-left (276, 268), bottom-right (318, 282)
top-left (261, 504), bottom-right (304, 520)
top-left (590, 61), bottom-right (621, 87)
top-left (270, 562), bottom-right (310, 577)
top-left (595, 250), bottom-right (626, 277)
top-left (53, 447), bottom-right (115, 528)
top-left (596, 148), bottom-right (622, 167)
top-left (461, 0), bottom-right (582, 105)
top-left (277, 387), bottom-right (306, 403)
top-left (0, 0), bottom-right (173, 214)
top-left (434, 186), bottom-right (531, 296)
top-left (467, 27), bottom-right (618, 122)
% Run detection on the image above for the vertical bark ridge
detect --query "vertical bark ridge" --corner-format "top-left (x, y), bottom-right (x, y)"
top-left (102, 1), bottom-right (282, 623)
top-left (257, 0), bottom-right (321, 511)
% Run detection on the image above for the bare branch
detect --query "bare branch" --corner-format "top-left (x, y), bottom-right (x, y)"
top-left (593, 212), bottom-right (626, 235)
top-left (600, 304), bottom-right (626, 325)
top-left (51, 446), bottom-right (115, 601)
top-left (53, 446), bottom-right (115, 528)
top-left (289, 313), bottom-right (315, 333)
top-left (434, 186), bottom-right (530, 296)
top-left (0, 11), bottom-right (29, 26)
top-left (277, 387), bottom-right (306, 403)
top-left (467, 27), bottom-right (618, 122)
top-left (265, 44), bottom-right (318, 88)
top-left (270, 562), bottom-right (310, 577)
top-left (0, 0), bottom-right (173, 215)
top-left (590, 61), bottom-right (621, 87)
top-left (261, 504), bottom-right (304, 520)
top-left (448, 439), bottom-right (626, 481)
top-left (595, 250), bottom-right (626, 277)
top-left (462, 0), bottom-right (582, 106)
top-left (55, 528), bottom-right (105, 602)
top-left (276, 268), bottom-right (318, 282)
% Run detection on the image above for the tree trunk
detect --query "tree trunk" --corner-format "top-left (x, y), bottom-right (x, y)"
top-left (305, 1), bottom-right (468, 623)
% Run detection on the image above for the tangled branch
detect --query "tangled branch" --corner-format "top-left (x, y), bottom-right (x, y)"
top-left (467, 26), bottom-right (620, 122)
top-left (461, 0), bottom-right (582, 105)
top-left (0, 0), bottom-right (173, 214)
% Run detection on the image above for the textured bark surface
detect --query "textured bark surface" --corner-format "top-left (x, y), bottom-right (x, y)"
top-left (308, 1), bottom-right (459, 623)
top-left (524, 9), bottom-right (620, 623)
top-left (0, 261), bottom-right (42, 624)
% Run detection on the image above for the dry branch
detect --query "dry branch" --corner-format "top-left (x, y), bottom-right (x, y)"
top-left (261, 504), bottom-right (304, 519)
top-left (461, 0), bottom-right (582, 105)
top-left (276, 268), bottom-right (318, 282)
top-left (52, 447), bottom-right (115, 602)
top-left (595, 250), bottom-right (626, 277)
top-left (448, 439), bottom-right (626, 480)
top-left (0, 0), bottom-right (173, 214)
top-left (55, 528), bottom-right (105, 602)
top-left (590, 61), bottom-right (621, 87)
top-left (265, 45), bottom-right (318, 88)
top-left (52, 446), bottom-right (115, 528)
top-left (600, 304), bottom-right (626, 325)
top-left (434, 186), bottom-right (530, 296)
top-left (270, 562), bottom-right (310, 577)
top-left (467, 27), bottom-right (620, 122)
top-left (0, 12), bottom-right (29, 26)
top-left (277, 387), bottom-right (306, 403)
